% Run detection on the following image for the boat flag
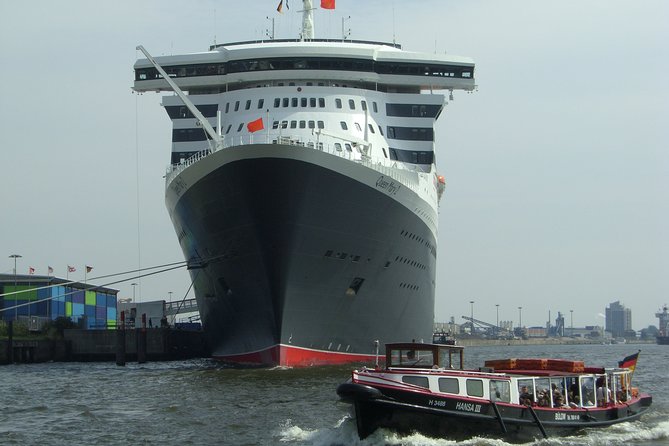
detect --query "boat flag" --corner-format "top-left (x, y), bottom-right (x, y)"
top-left (68, 265), bottom-right (76, 273)
top-left (321, 0), bottom-right (335, 9)
top-left (28, 267), bottom-right (35, 275)
top-left (86, 265), bottom-right (93, 273)
top-left (618, 350), bottom-right (640, 372)
top-left (247, 117), bottom-right (264, 133)
top-left (48, 266), bottom-right (53, 275)
top-left (276, 0), bottom-right (284, 13)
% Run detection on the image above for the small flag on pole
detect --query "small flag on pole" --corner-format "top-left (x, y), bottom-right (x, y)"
top-left (28, 267), bottom-right (35, 275)
top-left (48, 266), bottom-right (53, 275)
top-left (321, 0), bottom-right (335, 9)
top-left (68, 265), bottom-right (76, 273)
top-left (247, 117), bottom-right (264, 133)
top-left (86, 265), bottom-right (93, 273)
top-left (618, 351), bottom-right (640, 372)
top-left (277, 0), bottom-right (284, 13)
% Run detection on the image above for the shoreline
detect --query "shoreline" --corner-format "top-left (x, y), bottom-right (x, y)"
top-left (453, 337), bottom-right (655, 347)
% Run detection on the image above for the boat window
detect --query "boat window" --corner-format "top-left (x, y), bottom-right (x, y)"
top-left (402, 376), bottom-right (429, 389)
top-left (334, 143), bottom-right (342, 151)
top-left (225, 102), bottom-right (230, 113)
top-left (580, 376), bottom-right (596, 407)
top-left (340, 121), bottom-right (348, 130)
top-left (299, 120), bottom-right (306, 129)
top-left (535, 378), bottom-right (551, 407)
top-left (301, 97), bottom-right (307, 107)
top-left (373, 102), bottom-right (378, 113)
top-left (368, 124), bottom-right (375, 134)
top-left (290, 121), bottom-right (297, 129)
top-left (378, 125), bottom-right (384, 136)
top-left (382, 148), bottom-right (388, 158)
top-left (335, 98), bottom-right (342, 109)
top-left (257, 99), bottom-right (264, 109)
top-left (233, 101), bottom-right (239, 111)
top-left (282, 98), bottom-right (289, 107)
top-left (518, 379), bottom-right (535, 405)
top-left (354, 123), bottom-right (362, 132)
top-left (225, 124), bottom-right (232, 134)
top-left (551, 377), bottom-right (566, 407)
top-left (274, 98), bottom-right (280, 108)
top-left (466, 379), bottom-right (484, 398)
top-left (289, 97), bottom-right (296, 107)
top-left (272, 121), bottom-right (279, 129)
top-left (489, 380), bottom-right (511, 403)
top-left (245, 100), bottom-right (251, 110)
top-left (317, 121), bottom-right (324, 129)
top-left (308, 121), bottom-right (315, 129)
top-left (566, 377), bottom-right (579, 406)
top-left (237, 123), bottom-right (244, 132)
top-left (361, 100), bottom-right (367, 111)
top-left (319, 98), bottom-right (325, 108)
top-left (281, 120), bottom-right (288, 129)
top-left (345, 143), bottom-right (352, 152)
top-left (438, 377), bottom-right (459, 394)
top-left (310, 98), bottom-right (317, 107)
top-left (348, 99), bottom-right (356, 110)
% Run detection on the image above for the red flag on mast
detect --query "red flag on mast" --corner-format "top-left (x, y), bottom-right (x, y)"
top-left (321, 0), bottom-right (335, 9)
top-left (247, 117), bottom-right (264, 133)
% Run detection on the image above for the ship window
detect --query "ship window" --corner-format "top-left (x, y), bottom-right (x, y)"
top-left (290, 120), bottom-right (297, 129)
top-left (272, 121), bottom-right (279, 129)
top-left (368, 124), bottom-right (375, 134)
top-left (274, 98), bottom-right (280, 108)
top-left (373, 102), bottom-right (378, 113)
top-left (289, 82), bottom-right (295, 86)
top-left (226, 124), bottom-right (232, 134)
top-left (237, 123), bottom-right (244, 132)
top-left (308, 120), bottom-right (315, 129)
top-left (345, 277), bottom-right (365, 296)
top-left (319, 98), bottom-right (325, 108)
top-left (354, 123), bottom-right (362, 132)
top-left (245, 100), bottom-right (251, 110)
top-left (382, 148), bottom-right (388, 158)
top-left (340, 121), bottom-right (348, 130)
top-left (335, 98), bottom-right (342, 109)
top-left (281, 120), bottom-right (288, 129)
top-left (225, 103), bottom-right (230, 113)
top-left (438, 378), bottom-right (460, 394)
top-left (490, 380), bottom-right (511, 403)
top-left (234, 101), bottom-right (240, 111)
top-left (299, 120), bottom-right (306, 129)
top-left (301, 97), bottom-right (307, 107)
top-left (334, 143), bottom-right (342, 151)
top-left (466, 379), bottom-right (484, 397)
top-left (361, 100), bottom-right (367, 111)
top-left (310, 98), bottom-right (316, 107)
top-left (402, 376), bottom-right (429, 389)
top-left (257, 99), bottom-right (264, 109)
top-left (344, 143), bottom-right (352, 152)
top-left (291, 97), bottom-right (298, 107)
top-left (387, 127), bottom-right (395, 138)
top-left (282, 98), bottom-right (289, 107)
top-left (317, 121), bottom-right (324, 129)
top-left (378, 125), bottom-right (384, 136)
top-left (348, 99), bottom-right (355, 110)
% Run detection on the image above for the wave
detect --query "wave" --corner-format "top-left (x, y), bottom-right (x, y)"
top-left (276, 417), bottom-right (669, 446)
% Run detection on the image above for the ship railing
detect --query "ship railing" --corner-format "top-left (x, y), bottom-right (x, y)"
top-left (165, 133), bottom-right (426, 193)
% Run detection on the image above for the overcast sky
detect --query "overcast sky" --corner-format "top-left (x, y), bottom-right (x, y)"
top-left (1, 1), bottom-right (666, 329)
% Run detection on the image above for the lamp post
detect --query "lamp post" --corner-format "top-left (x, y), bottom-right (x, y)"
top-left (496, 304), bottom-right (500, 336)
top-left (518, 306), bottom-right (523, 328)
top-left (469, 300), bottom-right (475, 334)
top-left (9, 254), bottom-right (22, 320)
top-left (131, 283), bottom-right (138, 302)
top-left (570, 309), bottom-right (574, 337)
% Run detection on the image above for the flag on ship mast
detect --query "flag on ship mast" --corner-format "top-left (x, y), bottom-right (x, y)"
top-left (86, 265), bottom-right (93, 273)
top-left (321, 0), bottom-right (335, 9)
top-left (247, 117), bottom-right (264, 133)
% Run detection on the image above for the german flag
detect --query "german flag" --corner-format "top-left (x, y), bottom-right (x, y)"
top-left (618, 351), bottom-right (640, 371)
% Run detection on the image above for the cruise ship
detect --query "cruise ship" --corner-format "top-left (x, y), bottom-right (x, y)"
top-left (133, 1), bottom-right (475, 366)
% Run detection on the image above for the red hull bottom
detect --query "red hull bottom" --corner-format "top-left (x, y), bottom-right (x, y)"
top-left (212, 344), bottom-right (378, 367)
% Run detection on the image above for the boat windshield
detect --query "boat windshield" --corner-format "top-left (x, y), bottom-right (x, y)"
top-left (386, 343), bottom-right (464, 369)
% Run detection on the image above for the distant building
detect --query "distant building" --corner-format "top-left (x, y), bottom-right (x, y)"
top-left (117, 300), bottom-right (166, 329)
top-left (0, 273), bottom-right (118, 330)
top-left (605, 301), bottom-right (633, 338)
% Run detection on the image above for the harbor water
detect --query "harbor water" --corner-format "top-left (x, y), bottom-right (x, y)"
top-left (1, 343), bottom-right (667, 445)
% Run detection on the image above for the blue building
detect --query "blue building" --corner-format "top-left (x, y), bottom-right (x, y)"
top-left (0, 273), bottom-right (118, 329)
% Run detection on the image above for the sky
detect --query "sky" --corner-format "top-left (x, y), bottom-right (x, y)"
top-left (1, 1), bottom-right (667, 330)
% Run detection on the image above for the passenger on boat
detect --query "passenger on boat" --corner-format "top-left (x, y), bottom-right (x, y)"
top-left (552, 384), bottom-right (564, 407)
top-left (596, 377), bottom-right (611, 406)
top-left (519, 386), bottom-right (533, 406)
top-left (537, 388), bottom-right (550, 407)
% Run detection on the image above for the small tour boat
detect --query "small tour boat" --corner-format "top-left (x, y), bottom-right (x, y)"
top-left (336, 343), bottom-right (652, 440)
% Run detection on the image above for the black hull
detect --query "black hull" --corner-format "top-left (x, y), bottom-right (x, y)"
top-left (338, 383), bottom-right (653, 441)
top-left (167, 145), bottom-right (436, 365)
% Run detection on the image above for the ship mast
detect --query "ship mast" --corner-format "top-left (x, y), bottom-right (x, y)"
top-left (301, 0), bottom-right (314, 40)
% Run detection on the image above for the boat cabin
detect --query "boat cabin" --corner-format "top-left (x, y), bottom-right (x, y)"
top-left (385, 342), bottom-right (464, 369)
